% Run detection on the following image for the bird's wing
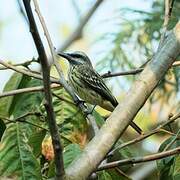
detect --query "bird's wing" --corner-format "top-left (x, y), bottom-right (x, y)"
top-left (78, 65), bottom-right (118, 107)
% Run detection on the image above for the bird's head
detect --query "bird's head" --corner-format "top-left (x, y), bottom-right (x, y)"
top-left (58, 51), bottom-right (92, 67)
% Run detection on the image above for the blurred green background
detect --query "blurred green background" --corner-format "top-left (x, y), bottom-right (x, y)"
top-left (0, 0), bottom-right (179, 179)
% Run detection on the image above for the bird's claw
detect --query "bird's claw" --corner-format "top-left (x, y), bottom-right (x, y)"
top-left (84, 109), bottom-right (91, 116)
top-left (84, 105), bottom-right (96, 117)
top-left (75, 99), bottom-right (85, 107)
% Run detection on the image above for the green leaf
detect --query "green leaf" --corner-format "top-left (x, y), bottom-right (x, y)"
top-left (97, 170), bottom-right (112, 180)
top-left (0, 73), bottom-right (44, 136)
top-left (172, 156), bottom-right (180, 180)
top-left (51, 88), bottom-right (88, 146)
top-left (95, 139), bottom-right (134, 179)
top-left (0, 123), bottom-right (42, 179)
top-left (157, 136), bottom-right (180, 180)
top-left (0, 72), bottom-right (43, 118)
top-left (92, 110), bottom-right (105, 127)
top-left (29, 129), bottom-right (46, 157)
top-left (45, 88), bottom-right (88, 177)
top-left (47, 160), bottom-right (55, 178)
top-left (48, 143), bottom-right (82, 178)
top-left (0, 73), bottom-right (45, 179)
top-left (63, 143), bottom-right (82, 168)
top-left (106, 169), bottom-right (131, 180)
top-left (108, 139), bottom-right (134, 172)
top-left (0, 73), bottom-right (24, 117)
top-left (9, 76), bottom-right (43, 118)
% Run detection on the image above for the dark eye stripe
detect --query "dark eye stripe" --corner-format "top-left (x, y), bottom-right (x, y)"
top-left (71, 54), bottom-right (82, 58)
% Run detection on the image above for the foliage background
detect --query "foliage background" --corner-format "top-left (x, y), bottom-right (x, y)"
top-left (0, 0), bottom-right (179, 179)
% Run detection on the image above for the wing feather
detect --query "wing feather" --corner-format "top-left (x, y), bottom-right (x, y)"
top-left (77, 65), bottom-right (118, 107)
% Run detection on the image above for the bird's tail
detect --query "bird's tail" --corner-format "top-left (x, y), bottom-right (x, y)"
top-left (111, 99), bottom-right (143, 134)
top-left (130, 121), bottom-right (143, 135)
top-left (103, 97), bottom-right (143, 134)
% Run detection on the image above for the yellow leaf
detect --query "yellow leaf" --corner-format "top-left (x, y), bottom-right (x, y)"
top-left (42, 136), bottom-right (54, 161)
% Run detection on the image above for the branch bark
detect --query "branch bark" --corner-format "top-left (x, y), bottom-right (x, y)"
top-left (2, 112), bottom-right (48, 131)
top-left (22, 1), bottom-right (65, 179)
top-left (108, 112), bottom-right (180, 156)
top-left (97, 147), bottom-right (180, 171)
top-left (158, 0), bottom-right (175, 50)
top-left (101, 61), bottom-right (180, 78)
top-left (65, 22), bottom-right (180, 179)
top-left (0, 59), bottom-right (60, 84)
top-left (0, 59), bottom-right (36, 70)
top-left (0, 84), bottom-right (60, 98)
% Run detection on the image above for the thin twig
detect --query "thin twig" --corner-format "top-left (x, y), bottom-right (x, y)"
top-left (33, 0), bottom-right (69, 93)
top-left (52, 92), bottom-right (75, 106)
top-left (14, 111), bottom-right (42, 121)
top-left (22, 1), bottom-right (65, 179)
top-left (0, 84), bottom-right (75, 108)
top-left (108, 112), bottom-right (180, 156)
top-left (97, 147), bottom-right (180, 171)
top-left (0, 84), bottom-right (60, 98)
top-left (33, 0), bottom-right (78, 100)
top-left (101, 68), bottom-right (143, 78)
top-left (158, 0), bottom-right (175, 51)
top-left (114, 168), bottom-right (131, 179)
top-left (3, 113), bottom-right (75, 145)
top-left (1, 112), bottom-right (48, 131)
top-left (1, 58), bottom-right (179, 82)
top-left (0, 60), bottom-right (60, 84)
top-left (6, 118), bottom-right (47, 131)
top-left (58, 0), bottom-right (104, 52)
top-left (164, 129), bottom-right (180, 151)
top-left (33, 0), bottom-right (99, 135)
top-left (101, 61), bottom-right (180, 78)
top-left (0, 59), bottom-right (36, 70)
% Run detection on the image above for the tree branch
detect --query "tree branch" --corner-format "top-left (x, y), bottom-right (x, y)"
top-left (101, 61), bottom-right (180, 78)
top-left (164, 129), bottom-right (180, 151)
top-left (2, 112), bottom-right (48, 131)
top-left (58, 0), bottom-right (104, 52)
top-left (158, 0), bottom-right (175, 50)
top-left (108, 112), bottom-right (180, 156)
top-left (0, 59), bottom-right (60, 84)
top-left (22, 1), bottom-right (65, 179)
top-left (65, 22), bottom-right (180, 179)
top-left (0, 58), bottom-right (36, 70)
top-left (0, 84), bottom-right (60, 98)
top-left (101, 68), bottom-right (143, 78)
top-left (97, 147), bottom-right (180, 171)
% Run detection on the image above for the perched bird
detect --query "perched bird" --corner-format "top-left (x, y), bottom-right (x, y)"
top-left (58, 51), bottom-right (142, 134)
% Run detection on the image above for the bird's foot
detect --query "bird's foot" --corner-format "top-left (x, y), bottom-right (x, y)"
top-left (74, 99), bottom-right (85, 107)
top-left (84, 105), bottom-right (96, 117)
top-left (74, 99), bottom-right (89, 115)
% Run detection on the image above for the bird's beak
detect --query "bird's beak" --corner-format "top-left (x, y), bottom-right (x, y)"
top-left (58, 52), bottom-right (78, 65)
top-left (58, 52), bottom-right (72, 61)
